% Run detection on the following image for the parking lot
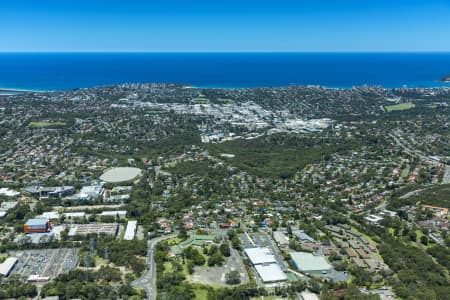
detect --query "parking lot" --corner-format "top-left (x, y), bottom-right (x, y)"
top-left (238, 233), bottom-right (254, 249)
top-left (10, 248), bottom-right (80, 278)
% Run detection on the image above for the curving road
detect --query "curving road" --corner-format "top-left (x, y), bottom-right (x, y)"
top-left (132, 233), bottom-right (178, 300)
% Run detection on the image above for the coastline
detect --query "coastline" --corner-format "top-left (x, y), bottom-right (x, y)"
top-left (2, 81), bottom-right (450, 93)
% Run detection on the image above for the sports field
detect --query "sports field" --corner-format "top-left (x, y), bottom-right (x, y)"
top-left (192, 98), bottom-right (210, 104)
top-left (28, 121), bottom-right (66, 128)
top-left (385, 102), bottom-right (415, 112)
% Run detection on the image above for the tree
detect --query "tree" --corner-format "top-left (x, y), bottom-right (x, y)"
top-left (208, 252), bottom-right (224, 267)
top-left (420, 235), bottom-right (429, 246)
top-left (227, 229), bottom-right (237, 240)
top-left (208, 244), bottom-right (219, 256)
top-left (409, 231), bottom-right (417, 242)
top-left (187, 261), bottom-right (195, 274)
top-left (220, 242), bottom-right (231, 257)
top-left (225, 271), bottom-right (241, 285)
top-left (231, 236), bottom-right (241, 250)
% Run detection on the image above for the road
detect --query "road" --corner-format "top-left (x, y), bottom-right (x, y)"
top-left (132, 233), bottom-right (178, 300)
top-left (442, 165), bottom-right (450, 184)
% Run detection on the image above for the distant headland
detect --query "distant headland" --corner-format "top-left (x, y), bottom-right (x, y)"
top-left (0, 89), bottom-right (32, 95)
top-left (438, 75), bottom-right (450, 83)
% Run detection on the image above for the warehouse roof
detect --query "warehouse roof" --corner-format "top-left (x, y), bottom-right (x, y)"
top-left (63, 212), bottom-right (86, 218)
top-left (68, 223), bottom-right (118, 236)
top-left (99, 210), bottom-right (127, 218)
top-left (244, 247), bottom-right (277, 265)
top-left (0, 257), bottom-right (18, 276)
top-left (124, 220), bottom-right (137, 240)
top-left (0, 201), bottom-right (19, 210)
top-left (273, 231), bottom-right (289, 245)
top-left (290, 252), bottom-right (332, 272)
top-left (292, 230), bottom-right (315, 242)
top-left (0, 188), bottom-right (20, 197)
top-left (40, 211), bottom-right (60, 219)
top-left (25, 218), bottom-right (49, 226)
top-left (254, 263), bottom-right (287, 282)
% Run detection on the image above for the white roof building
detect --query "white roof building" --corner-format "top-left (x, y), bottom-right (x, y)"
top-left (365, 215), bottom-right (384, 223)
top-left (0, 201), bottom-right (19, 210)
top-left (63, 212), bottom-right (86, 218)
top-left (99, 210), bottom-right (127, 218)
top-left (0, 257), bottom-right (18, 277)
top-left (254, 263), bottom-right (287, 283)
top-left (244, 247), bottom-right (277, 265)
top-left (124, 220), bottom-right (137, 240)
top-left (80, 185), bottom-right (105, 199)
top-left (0, 188), bottom-right (20, 197)
top-left (40, 211), bottom-right (60, 220)
top-left (27, 274), bottom-right (50, 282)
top-left (300, 291), bottom-right (320, 300)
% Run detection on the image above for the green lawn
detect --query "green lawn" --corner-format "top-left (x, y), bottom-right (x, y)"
top-left (95, 256), bottom-right (108, 266)
top-left (193, 287), bottom-right (208, 300)
top-left (217, 98), bottom-right (235, 104)
top-left (167, 237), bottom-right (182, 245)
top-left (385, 102), bottom-right (415, 112)
top-left (192, 98), bottom-right (210, 104)
top-left (163, 261), bottom-right (174, 273)
top-left (28, 121), bottom-right (66, 128)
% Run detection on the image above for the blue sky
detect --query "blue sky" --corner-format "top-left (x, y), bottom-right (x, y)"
top-left (1, 0), bottom-right (449, 52)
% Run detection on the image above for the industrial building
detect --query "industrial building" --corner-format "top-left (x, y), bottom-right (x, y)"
top-left (244, 247), bottom-right (277, 265)
top-left (63, 212), bottom-right (86, 219)
top-left (24, 218), bottom-right (51, 233)
top-left (39, 211), bottom-right (60, 220)
top-left (273, 231), bottom-right (289, 248)
top-left (99, 210), bottom-right (127, 218)
top-left (289, 252), bottom-right (332, 274)
top-left (67, 185), bottom-right (105, 201)
top-left (244, 247), bottom-right (287, 283)
top-left (292, 230), bottom-right (315, 242)
top-left (68, 223), bottom-right (119, 237)
top-left (0, 188), bottom-right (20, 197)
top-left (0, 257), bottom-right (18, 277)
top-left (1, 201), bottom-right (19, 210)
top-left (254, 263), bottom-right (288, 283)
top-left (124, 220), bottom-right (137, 240)
top-left (22, 185), bottom-right (75, 199)
top-left (80, 185), bottom-right (105, 199)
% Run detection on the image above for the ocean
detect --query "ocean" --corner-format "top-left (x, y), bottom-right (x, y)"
top-left (0, 52), bottom-right (450, 91)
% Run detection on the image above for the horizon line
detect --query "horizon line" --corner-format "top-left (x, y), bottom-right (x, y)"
top-left (1, 50), bottom-right (450, 54)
